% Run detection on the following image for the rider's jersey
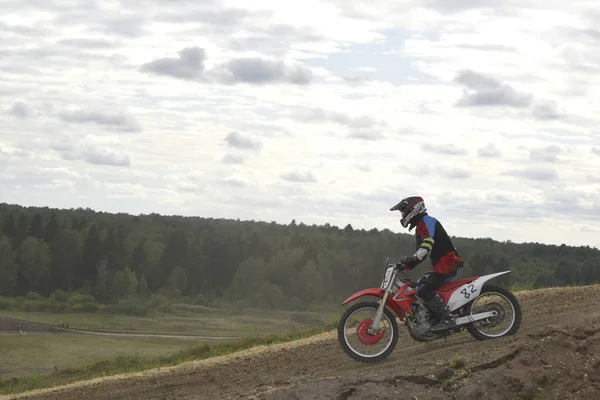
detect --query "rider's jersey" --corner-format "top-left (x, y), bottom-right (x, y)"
top-left (414, 214), bottom-right (463, 275)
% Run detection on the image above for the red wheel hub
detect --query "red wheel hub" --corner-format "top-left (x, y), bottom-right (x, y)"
top-left (356, 318), bottom-right (385, 345)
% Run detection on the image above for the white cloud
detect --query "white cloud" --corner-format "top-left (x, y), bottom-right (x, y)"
top-left (57, 107), bottom-right (142, 133)
top-left (478, 143), bottom-right (502, 158)
top-left (1, 0), bottom-right (600, 248)
top-left (530, 145), bottom-right (562, 162)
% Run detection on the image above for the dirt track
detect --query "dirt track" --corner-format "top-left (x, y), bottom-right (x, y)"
top-left (6, 284), bottom-right (600, 400)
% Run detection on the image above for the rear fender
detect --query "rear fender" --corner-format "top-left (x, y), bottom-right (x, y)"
top-left (342, 288), bottom-right (406, 320)
top-left (447, 271), bottom-right (512, 312)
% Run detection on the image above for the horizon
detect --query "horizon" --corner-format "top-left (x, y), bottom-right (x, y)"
top-left (2, 201), bottom-right (596, 251)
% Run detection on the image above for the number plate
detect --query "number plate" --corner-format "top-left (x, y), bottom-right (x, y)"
top-left (380, 266), bottom-right (394, 289)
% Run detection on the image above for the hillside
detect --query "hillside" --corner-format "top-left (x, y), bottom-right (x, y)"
top-left (1, 202), bottom-right (599, 311)
top-left (7, 284), bottom-right (600, 400)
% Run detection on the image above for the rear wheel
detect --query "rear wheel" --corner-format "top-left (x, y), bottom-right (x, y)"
top-left (464, 284), bottom-right (522, 341)
top-left (337, 301), bottom-right (399, 363)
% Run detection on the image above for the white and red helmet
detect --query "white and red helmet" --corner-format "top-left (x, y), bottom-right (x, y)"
top-left (390, 196), bottom-right (427, 229)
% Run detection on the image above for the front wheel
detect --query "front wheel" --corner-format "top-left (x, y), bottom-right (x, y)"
top-left (337, 301), bottom-right (399, 363)
top-left (464, 284), bottom-right (522, 341)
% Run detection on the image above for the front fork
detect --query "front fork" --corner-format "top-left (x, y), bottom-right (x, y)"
top-left (367, 269), bottom-right (397, 335)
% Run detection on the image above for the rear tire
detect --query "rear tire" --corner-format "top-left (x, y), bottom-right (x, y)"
top-left (464, 284), bottom-right (522, 341)
top-left (337, 301), bottom-right (399, 363)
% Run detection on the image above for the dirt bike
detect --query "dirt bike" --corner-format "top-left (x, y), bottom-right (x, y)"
top-left (338, 257), bottom-right (522, 363)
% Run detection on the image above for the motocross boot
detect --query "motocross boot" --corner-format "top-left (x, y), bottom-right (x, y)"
top-left (424, 295), bottom-right (456, 333)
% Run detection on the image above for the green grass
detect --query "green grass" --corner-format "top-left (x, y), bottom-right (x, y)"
top-left (0, 323), bottom-right (336, 396)
top-left (0, 334), bottom-right (213, 378)
top-left (0, 306), bottom-right (340, 396)
top-left (0, 308), bottom-right (339, 336)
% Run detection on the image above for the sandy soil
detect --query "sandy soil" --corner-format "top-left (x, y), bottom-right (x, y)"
top-left (5, 284), bottom-right (600, 400)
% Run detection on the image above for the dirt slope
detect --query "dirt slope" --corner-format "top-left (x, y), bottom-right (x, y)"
top-left (6, 284), bottom-right (600, 400)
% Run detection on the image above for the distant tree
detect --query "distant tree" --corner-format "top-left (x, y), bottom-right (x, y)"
top-left (225, 257), bottom-right (267, 301)
top-left (165, 265), bottom-right (187, 295)
top-left (18, 237), bottom-right (51, 293)
top-left (94, 259), bottom-right (112, 301)
top-left (2, 213), bottom-right (15, 238)
top-left (79, 280), bottom-right (93, 296)
top-left (28, 213), bottom-right (44, 240)
top-left (139, 239), bottom-right (165, 291)
top-left (0, 201), bottom-right (597, 309)
top-left (123, 266), bottom-right (138, 295)
top-left (157, 230), bottom-right (188, 289)
top-left (184, 238), bottom-right (209, 295)
top-left (138, 274), bottom-right (148, 295)
top-left (131, 238), bottom-right (148, 275)
top-left (12, 213), bottom-right (28, 249)
top-left (50, 229), bottom-right (82, 291)
top-left (112, 269), bottom-right (127, 296)
top-left (81, 224), bottom-right (103, 287)
top-left (44, 213), bottom-right (60, 243)
top-left (297, 259), bottom-right (323, 303)
top-left (0, 236), bottom-right (18, 295)
top-left (257, 281), bottom-right (286, 309)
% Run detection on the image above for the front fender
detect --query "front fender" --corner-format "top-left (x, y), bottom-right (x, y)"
top-left (341, 288), bottom-right (405, 320)
top-left (342, 288), bottom-right (385, 305)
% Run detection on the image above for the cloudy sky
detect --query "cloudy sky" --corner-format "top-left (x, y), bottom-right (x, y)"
top-left (1, 0), bottom-right (600, 248)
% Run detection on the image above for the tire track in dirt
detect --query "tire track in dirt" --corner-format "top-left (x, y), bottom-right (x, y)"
top-left (6, 284), bottom-right (600, 400)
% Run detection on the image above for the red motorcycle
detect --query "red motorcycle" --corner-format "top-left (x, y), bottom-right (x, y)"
top-left (338, 257), bottom-right (522, 362)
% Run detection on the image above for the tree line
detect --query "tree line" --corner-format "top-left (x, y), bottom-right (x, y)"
top-left (0, 202), bottom-right (598, 310)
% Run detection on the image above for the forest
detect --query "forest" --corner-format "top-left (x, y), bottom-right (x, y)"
top-left (0, 202), bottom-right (598, 312)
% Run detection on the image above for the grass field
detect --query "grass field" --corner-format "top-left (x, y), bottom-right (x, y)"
top-left (0, 305), bottom-right (340, 395)
top-left (0, 323), bottom-right (335, 396)
top-left (0, 334), bottom-right (214, 378)
top-left (0, 307), bottom-right (339, 336)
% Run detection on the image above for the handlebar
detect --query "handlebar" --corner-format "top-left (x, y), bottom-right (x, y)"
top-left (382, 255), bottom-right (415, 283)
top-left (395, 263), bottom-right (408, 272)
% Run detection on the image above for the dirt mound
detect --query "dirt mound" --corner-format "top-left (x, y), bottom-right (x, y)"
top-left (453, 326), bottom-right (600, 400)
top-left (7, 284), bottom-right (600, 400)
top-left (267, 326), bottom-right (600, 400)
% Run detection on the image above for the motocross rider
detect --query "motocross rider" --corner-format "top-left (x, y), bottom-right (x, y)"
top-left (390, 196), bottom-right (464, 333)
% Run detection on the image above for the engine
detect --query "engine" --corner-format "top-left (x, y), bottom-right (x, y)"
top-left (410, 303), bottom-right (432, 334)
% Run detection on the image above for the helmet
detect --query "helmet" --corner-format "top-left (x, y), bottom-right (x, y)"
top-left (390, 196), bottom-right (427, 230)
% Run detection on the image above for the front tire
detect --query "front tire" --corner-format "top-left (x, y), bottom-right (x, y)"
top-left (337, 301), bottom-right (399, 363)
top-left (464, 284), bottom-right (522, 341)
